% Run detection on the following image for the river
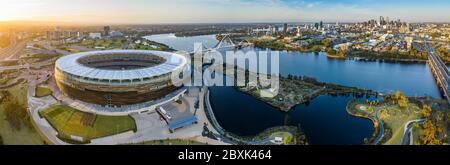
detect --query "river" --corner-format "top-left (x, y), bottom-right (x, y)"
top-left (144, 33), bottom-right (441, 144)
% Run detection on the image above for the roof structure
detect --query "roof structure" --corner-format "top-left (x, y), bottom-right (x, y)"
top-left (55, 50), bottom-right (187, 80)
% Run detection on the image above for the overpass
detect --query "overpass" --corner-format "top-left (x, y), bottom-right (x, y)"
top-left (425, 42), bottom-right (450, 104)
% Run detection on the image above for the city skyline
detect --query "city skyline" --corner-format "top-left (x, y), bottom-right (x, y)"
top-left (0, 0), bottom-right (449, 24)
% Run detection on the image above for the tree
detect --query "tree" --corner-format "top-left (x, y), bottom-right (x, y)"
top-left (326, 47), bottom-right (336, 55)
top-left (321, 39), bottom-right (332, 47)
top-left (284, 136), bottom-right (291, 145)
top-left (419, 105), bottom-right (433, 118)
top-left (420, 120), bottom-right (442, 145)
top-left (1, 92), bottom-right (31, 131)
top-left (337, 48), bottom-right (346, 57)
top-left (395, 90), bottom-right (408, 108)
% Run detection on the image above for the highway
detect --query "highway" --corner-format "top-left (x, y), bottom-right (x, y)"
top-left (0, 58), bottom-right (56, 72)
top-left (424, 42), bottom-right (450, 104)
top-left (0, 34), bottom-right (28, 60)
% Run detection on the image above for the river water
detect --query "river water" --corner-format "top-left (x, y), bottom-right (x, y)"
top-left (145, 33), bottom-right (441, 144)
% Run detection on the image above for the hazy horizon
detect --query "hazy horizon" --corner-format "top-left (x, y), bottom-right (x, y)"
top-left (0, 0), bottom-right (449, 24)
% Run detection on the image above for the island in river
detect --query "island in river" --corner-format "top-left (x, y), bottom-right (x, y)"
top-left (236, 74), bottom-right (378, 112)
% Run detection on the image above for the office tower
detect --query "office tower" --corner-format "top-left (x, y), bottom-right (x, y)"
top-left (283, 23), bottom-right (288, 34)
top-left (104, 26), bottom-right (111, 36)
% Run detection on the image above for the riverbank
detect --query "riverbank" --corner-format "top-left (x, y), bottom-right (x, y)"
top-left (347, 50), bottom-right (429, 64)
top-left (326, 54), bottom-right (346, 59)
top-left (236, 76), bottom-right (378, 112)
top-left (175, 31), bottom-right (226, 37)
top-left (248, 37), bottom-right (436, 64)
top-left (346, 95), bottom-right (449, 145)
top-left (346, 99), bottom-right (381, 144)
top-left (146, 33), bottom-right (443, 144)
top-left (204, 88), bottom-right (308, 145)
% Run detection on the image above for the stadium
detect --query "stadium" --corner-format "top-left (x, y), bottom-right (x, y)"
top-left (55, 50), bottom-right (188, 107)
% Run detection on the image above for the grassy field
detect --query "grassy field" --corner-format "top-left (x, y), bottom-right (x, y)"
top-left (0, 83), bottom-right (45, 145)
top-left (81, 39), bottom-right (124, 49)
top-left (40, 105), bottom-right (136, 142)
top-left (135, 139), bottom-right (206, 145)
top-left (35, 86), bottom-right (52, 97)
top-left (380, 104), bottom-right (422, 145)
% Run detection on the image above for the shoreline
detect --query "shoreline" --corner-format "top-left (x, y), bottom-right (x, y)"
top-left (236, 76), bottom-right (378, 112)
top-left (250, 44), bottom-right (434, 64)
top-left (204, 88), bottom-right (308, 145)
top-left (346, 99), bottom-right (380, 145)
top-left (326, 54), bottom-right (346, 59)
top-left (345, 96), bottom-right (449, 145)
top-left (348, 56), bottom-right (428, 64)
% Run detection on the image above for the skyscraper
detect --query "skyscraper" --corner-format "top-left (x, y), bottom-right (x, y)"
top-left (380, 16), bottom-right (385, 26)
top-left (283, 23), bottom-right (288, 34)
top-left (104, 26), bottom-right (111, 37)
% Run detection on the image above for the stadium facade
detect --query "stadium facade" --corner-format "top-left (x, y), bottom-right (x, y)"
top-left (55, 50), bottom-right (188, 107)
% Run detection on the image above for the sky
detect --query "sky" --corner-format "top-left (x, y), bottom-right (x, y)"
top-left (0, 0), bottom-right (449, 24)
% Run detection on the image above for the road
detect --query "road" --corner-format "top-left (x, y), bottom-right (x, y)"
top-left (26, 67), bottom-right (68, 145)
top-left (401, 119), bottom-right (425, 145)
top-left (371, 108), bottom-right (385, 145)
top-left (27, 76), bottom-right (226, 145)
top-left (0, 36), bottom-right (27, 60)
top-left (424, 42), bottom-right (450, 104)
top-left (0, 58), bottom-right (56, 72)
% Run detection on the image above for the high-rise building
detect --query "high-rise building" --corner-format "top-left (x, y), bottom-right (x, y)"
top-left (379, 16), bottom-right (385, 26)
top-left (104, 26), bottom-right (111, 36)
top-left (283, 23), bottom-right (288, 34)
top-left (296, 26), bottom-right (301, 37)
top-left (319, 21), bottom-right (323, 29)
top-left (314, 23), bottom-right (319, 30)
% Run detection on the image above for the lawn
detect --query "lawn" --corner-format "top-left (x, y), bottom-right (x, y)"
top-left (40, 105), bottom-right (136, 142)
top-left (380, 104), bottom-right (422, 145)
top-left (81, 39), bottom-right (124, 49)
top-left (35, 86), bottom-right (52, 97)
top-left (0, 83), bottom-right (45, 145)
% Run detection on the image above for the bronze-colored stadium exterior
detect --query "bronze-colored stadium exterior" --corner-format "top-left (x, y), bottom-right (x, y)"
top-left (55, 50), bottom-right (188, 106)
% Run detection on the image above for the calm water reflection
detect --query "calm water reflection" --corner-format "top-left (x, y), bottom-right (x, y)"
top-left (146, 33), bottom-right (441, 144)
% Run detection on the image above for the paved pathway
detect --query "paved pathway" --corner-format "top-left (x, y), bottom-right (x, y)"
top-left (401, 119), bottom-right (425, 145)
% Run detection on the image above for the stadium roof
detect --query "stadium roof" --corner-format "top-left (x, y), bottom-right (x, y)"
top-left (55, 50), bottom-right (187, 80)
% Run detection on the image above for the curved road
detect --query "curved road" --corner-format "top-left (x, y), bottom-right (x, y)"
top-left (372, 108), bottom-right (384, 145)
top-left (401, 119), bottom-right (425, 145)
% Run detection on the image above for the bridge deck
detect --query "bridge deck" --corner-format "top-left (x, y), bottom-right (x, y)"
top-left (425, 43), bottom-right (450, 104)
